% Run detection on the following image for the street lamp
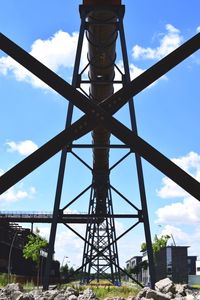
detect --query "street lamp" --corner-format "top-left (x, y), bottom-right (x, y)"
top-left (7, 231), bottom-right (18, 283)
top-left (158, 224), bottom-right (176, 246)
top-left (61, 256), bottom-right (68, 268)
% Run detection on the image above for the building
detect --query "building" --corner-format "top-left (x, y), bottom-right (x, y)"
top-left (126, 246), bottom-right (197, 285)
top-left (126, 256), bottom-right (142, 270)
top-left (0, 221), bottom-right (60, 283)
top-left (126, 256), bottom-right (142, 282)
top-left (155, 246), bottom-right (189, 283)
top-left (188, 256), bottom-right (197, 275)
top-left (196, 260), bottom-right (200, 275)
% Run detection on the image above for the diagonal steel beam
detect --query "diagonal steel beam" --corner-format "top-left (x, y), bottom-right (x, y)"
top-left (0, 33), bottom-right (200, 199)
top-left (1, 32), bottom-right (199, 118)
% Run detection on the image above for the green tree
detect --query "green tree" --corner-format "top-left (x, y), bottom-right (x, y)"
top-left (141, 234), bottom-right (171, 254)
top-left (23, 228), bottom-right (48, 287)
top-left (60, 263), bottom-right (69, 282)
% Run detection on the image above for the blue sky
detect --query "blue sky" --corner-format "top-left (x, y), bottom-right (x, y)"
top-left (0, 0), bottom-right (200, 267)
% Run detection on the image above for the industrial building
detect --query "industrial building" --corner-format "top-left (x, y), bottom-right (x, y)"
top-left (0, 222), bottom-right (60, 283)
top-left (126, 246), bottom-right (197, 285)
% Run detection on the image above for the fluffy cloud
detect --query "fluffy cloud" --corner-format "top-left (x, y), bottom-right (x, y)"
top-left (0, 30), bottom-right (87, 90)
top-left (157, 151), bottom-right (200, 199)
top-left (38, 219), bottom-right (133, 266)
top-left (115, 60), bottom-right (167, 92)
top-left (159, 224), bottom-right (200, 257)
top-left (6, 140), bottom-right (38, 156)
top-left (197, 26), bottom-right (200, 33)
top-left (156, 197), bottom-right (200, 225)
top-left (0, 184), bottom-right (36, 204)
top-left (132, 24), bottom-right (183, 60)
top-left (156, 152), bottom-right (200, 225)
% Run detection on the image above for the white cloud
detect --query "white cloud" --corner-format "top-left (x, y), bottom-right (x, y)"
top-left (6, 140), bottom-right (38, 156)
top-left (115, 60), bottom-right (167, 92)
top-left (157, 151), bottom-right (200, 199)
top-left (156, 152), bottom-right (200, 225)
top-left (0, 30), bottom-right (87, 90)
top-left (38, 218), bottom-right (136, 267)
top-left (0, 185), bottom-right (36, 204)
top-left (132, 24), bottom-right (183, 60)
top-left (156, 196), bottom-right (200, 225)
top-left (159, 224), bottom-right (200, 258)
top-left (197, 26), bottom-right (200, 33)
top-left (0, 169), bottom-right (4, 176)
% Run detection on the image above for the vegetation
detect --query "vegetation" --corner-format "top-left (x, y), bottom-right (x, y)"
top-left (60, 263), bottom-right (78, 282)
top-left (0, 273), bottom-right (16, 287)
top-left (23, 228), bottom-right (48, 287)
top-left (66, 281), bottom-right (140, 300)
top-left (191, 284), bottom-right (200, 289)
top-left (141, 234), bottom-right (171, 254)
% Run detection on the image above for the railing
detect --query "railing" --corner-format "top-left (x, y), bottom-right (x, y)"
top-left (0, 211), bottom-right (53, 218)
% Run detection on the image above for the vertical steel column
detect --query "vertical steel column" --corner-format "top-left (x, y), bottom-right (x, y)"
top-left (118, 10), bottom-right (156, 288)
top-left (43, 14), bottom-right (87, 290)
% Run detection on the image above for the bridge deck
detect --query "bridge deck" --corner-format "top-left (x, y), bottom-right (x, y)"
top-left (0, 211), bottom-right (139, 223)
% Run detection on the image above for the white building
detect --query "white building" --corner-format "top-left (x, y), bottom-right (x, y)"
top-left (196, 260), bottom-right (200, 275)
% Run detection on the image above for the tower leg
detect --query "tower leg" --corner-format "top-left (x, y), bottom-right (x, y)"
top-left (118, 16), bottom-right (156, 288)
top-left (43, 16), bottom-right (86, 290)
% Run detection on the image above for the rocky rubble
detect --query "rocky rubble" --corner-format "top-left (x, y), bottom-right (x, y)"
top-left (0, 284), bottom-right (97, 300)
top-left (0, 279), bottom-right (200, 300)
top-left (136, 278), bottom-right (200, 300)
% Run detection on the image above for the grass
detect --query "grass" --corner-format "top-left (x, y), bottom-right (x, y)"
top-left (0, 273), bottom-right (35, 291)
top-left (23, 280), bottom-right (35, 292)
top-left (0, 275), bottom-right (140, 300)
top-left (66, 280), bottom-right (140, 300)
top-left (0, 273), bottom-right (17, 287)
top-left (92, 285), bottom-right (139, 299)
top-left (0, 273), bottom-right (8, 287)
top-left (191, 284), bottom-right (200, 289)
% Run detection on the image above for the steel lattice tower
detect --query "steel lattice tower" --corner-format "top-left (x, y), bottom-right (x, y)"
top-left (0, 0), bottom-right (200, 292)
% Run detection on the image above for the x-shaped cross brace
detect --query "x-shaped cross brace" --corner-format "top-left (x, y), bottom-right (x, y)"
top-left (0, 32), bottom-right (200, 200)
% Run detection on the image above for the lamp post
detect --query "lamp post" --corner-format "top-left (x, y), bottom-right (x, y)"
top-left (158, 224), bottom-right (176, 246)
top-left (61, 256), bottom-right (68, 268)
top-left (7, 231), bottom-right (18, 283)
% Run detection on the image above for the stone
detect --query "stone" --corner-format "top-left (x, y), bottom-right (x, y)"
top-left (126, 296), bottom-right (135, 300)
top-left (12, 290), bottom-right (23, 300)
top-left (174, 284), bottom-right (187, 296)
top-left (135, 287), bottom-right (150, 300)
top-left (174, 296), bottom-right (183, 300)
top-left (54, 294), bottom-right (65, 300)
top-left (43, 290), bottom-right (59, 300)
top-left (80, 288), bottom-right (98, 300)
top-left (146, 289), bottom-right (172, 300)
top-left (65, 287), bottom-right (79, 298)
top-left (4, 283), bottom-right (24, 296)
top-left (155, 278), bottom-right (175, 294)
top-left (20, 294), bottom-right (35, 300)
top-left (68, 295), bottom-right (78, 300)
top-left (184, 295), bottom-right (195, 300)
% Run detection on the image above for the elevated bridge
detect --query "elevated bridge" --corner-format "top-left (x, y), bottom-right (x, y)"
top-left (0, 211), bottom-right (140, 223)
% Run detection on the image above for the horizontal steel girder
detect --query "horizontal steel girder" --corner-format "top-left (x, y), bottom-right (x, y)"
top-left (0, 213), bottom-right (140, 223)
top-left (0, 33), bottom-right (200, 199)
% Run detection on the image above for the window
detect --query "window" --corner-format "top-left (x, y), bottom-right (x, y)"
top-left (197, 267), bottom-right (200, 272)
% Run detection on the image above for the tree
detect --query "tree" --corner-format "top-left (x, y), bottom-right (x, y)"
top-left (141, 234), bottom-right (171, 254)
top-left (60, 263), bottom-right (69, 282)
top-left (23, 228), bottom-right (48, 287)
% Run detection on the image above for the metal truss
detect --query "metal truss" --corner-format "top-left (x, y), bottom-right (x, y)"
top-left (0, 1), bottom-right (199, 291)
